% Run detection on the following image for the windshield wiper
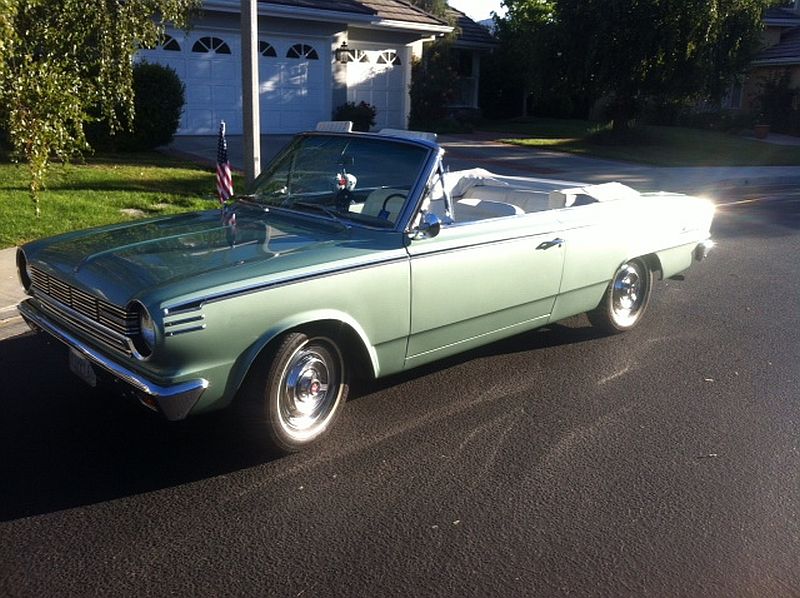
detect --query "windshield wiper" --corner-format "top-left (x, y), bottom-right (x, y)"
top-left (234, 194), bottom-right (269, 210)
top-left (291, 201), bottom-right (350, 231)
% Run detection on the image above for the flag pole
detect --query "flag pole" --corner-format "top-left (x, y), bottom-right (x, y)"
top-left (242, 0), bottom-right (261, 185)
top-left (216, 121), bottom-right (234, 207)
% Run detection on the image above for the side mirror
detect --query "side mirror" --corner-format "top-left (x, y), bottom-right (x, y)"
top-left (413, 212), bottom-right (442, 239)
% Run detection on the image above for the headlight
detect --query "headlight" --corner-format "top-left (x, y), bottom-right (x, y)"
top-left (16, 249), bottom-right (32, 293)
top-left (129, 301), bottom-right (156, 359)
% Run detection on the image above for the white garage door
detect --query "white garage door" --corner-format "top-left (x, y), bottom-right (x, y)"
top-left (138, 30), bottom-right (330, 135)
top-left (346, 48), bottom-right (406, 130)
top-left (185, 35), bottom-right (242, 134)
top-left (258, 40), bottom-right (329, 133)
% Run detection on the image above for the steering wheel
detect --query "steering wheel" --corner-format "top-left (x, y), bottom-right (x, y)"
top-left (379, 193), bottom-right (407, 219)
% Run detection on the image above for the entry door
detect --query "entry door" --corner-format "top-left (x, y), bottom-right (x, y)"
top-left (405, 214), bottom-right (566, 364)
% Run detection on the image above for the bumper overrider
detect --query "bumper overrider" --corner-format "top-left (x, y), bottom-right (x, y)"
top-left (18, 299), bottom-right (208, 421)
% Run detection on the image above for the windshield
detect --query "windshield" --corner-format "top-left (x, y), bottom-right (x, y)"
top-left (248, 135), bottom-right (431, 228)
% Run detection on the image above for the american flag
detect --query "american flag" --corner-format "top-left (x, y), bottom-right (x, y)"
top-left (216, 121), bottom-right (234, 204)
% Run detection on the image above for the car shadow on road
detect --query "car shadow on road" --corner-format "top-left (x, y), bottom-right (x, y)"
top-left (350, 316), bottom-right (605, 399)
top-left (0, 333), bottom-right (288, 522)
top-left (0, 318), bottom-right (604, 522)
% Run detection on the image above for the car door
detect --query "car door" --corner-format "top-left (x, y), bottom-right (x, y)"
top-left (405, 210), bottom-right (566, 366)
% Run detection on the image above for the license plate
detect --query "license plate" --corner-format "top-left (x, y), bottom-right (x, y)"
top-left (69, 349), bottom-right (97, 388)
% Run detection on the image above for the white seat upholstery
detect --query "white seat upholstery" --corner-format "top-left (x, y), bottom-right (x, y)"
top-left (361, 188), bottom-right (407, 223)
top-left (460, 186), bottom-right (552, 214)
top-left (456, 197), bottom-right (525, 222)
top-left (378, 128), bottom-right (438, 142)
top-left (316, 121), bottom-right (353, 133)
top-left (549, 182), bottom-right (640, 207)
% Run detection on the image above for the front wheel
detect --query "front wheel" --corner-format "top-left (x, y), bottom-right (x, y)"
top-left (245, 332), bottom-right (349, 453)
top-left (588, 259), bottom-right (652, 333)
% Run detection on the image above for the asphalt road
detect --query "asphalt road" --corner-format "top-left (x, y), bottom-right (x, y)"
top-left (1, 185), bottom-right (799, 597)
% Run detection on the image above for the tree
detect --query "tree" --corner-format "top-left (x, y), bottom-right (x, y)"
top-left (0, 0), bottom-right (200, 215)
top-left (549, 0), bottom-right (771, 130)
top-left (409, 40), bottom-right (460, 127)
top-left (406, 0), bottom-right (460, 128)
top-left (407, 0), bottom-right (450, 19)
top-left (490, 0), bottom-right (558, 117)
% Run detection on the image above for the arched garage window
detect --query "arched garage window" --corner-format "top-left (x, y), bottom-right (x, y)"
top-left (345, 49), bottom-right (370, 63)
top-left (377, 50), bottom-right (401, 65)
top-left (259, 41), bottom-right (277, 58)
top-left (287, 44), bottom-right (319, 60)
top-left (161, 34), bottom-right (181, 51)
top-left (192, 36), bottom-right (231, 54)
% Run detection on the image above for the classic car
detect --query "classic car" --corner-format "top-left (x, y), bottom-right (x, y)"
top-left (16, 130), bottom-right (715, 452)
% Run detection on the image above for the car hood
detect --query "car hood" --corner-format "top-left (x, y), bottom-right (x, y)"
top-left (24, 205), bottom-right (398, 307)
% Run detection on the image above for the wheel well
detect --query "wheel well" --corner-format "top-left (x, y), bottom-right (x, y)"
top-left (638, 253), bottom-right (663, 280)
top-left (255, 320), bottom-right (375, 383)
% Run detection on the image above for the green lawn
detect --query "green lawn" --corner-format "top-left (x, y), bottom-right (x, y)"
top-left (481, 118), bottom-right (800, 166)
top-left (0, 153), bottom-right (239, 248)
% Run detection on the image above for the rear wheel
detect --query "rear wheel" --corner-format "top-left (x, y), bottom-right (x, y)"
top-left (588, 259), bottom-right (652, 333)
top-left (245, 332), bottom-right (349, 453)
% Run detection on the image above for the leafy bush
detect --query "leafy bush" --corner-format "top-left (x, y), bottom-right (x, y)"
top-left (88, 61), bottom-right (185, 151)
top-left (755, 71), bottom-right (799, 133)
top-left (333, 101), bottom-right (377, 132)
top-left (0, 111), bottom-right (9, 153)
top-left (409, 42), bottom-right (459, 128)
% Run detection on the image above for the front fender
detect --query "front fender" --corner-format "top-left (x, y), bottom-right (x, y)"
top-left (222, 309), bottom-right (380, 408)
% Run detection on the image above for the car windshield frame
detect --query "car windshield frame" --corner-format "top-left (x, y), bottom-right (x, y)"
top-left (245, 133), bottom-right (437, 232)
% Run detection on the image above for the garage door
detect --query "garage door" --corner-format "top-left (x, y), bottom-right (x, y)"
top-left (138, 31), bottom-right (330, 135)
top-left (258, 40), bottom-right (329, 133)
top-left (185, 35), bottom-right (242, 134)
top-left (346, 48), bottom-right (406, 130)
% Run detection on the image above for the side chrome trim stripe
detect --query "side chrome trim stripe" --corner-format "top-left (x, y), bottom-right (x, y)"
top-left (165, 231), bottom-right (565, 313)
top-left (165, 254), bottom-right (410, 313)
top-left (165, 325), bottom-right (207, 337)
top-left (410, 230), bottom-right (565, 260)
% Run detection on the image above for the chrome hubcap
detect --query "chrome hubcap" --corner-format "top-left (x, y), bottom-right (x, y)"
top-left (611, 264), bottom-right (644, 325)
top-left (278, 340), bottom-right (341, 440)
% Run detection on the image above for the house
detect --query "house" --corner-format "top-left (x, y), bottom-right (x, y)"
top-left (138, 0), bottom-right (460, 135)
top-left (736, 2), bottom-right (800, 111)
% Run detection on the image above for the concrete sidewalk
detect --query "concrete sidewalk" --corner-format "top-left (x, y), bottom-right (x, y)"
top-left (0, 247), bottom-right (27, 340)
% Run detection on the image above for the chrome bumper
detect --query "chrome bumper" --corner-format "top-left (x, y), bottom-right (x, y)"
top-left (694, 238), bottom-right (714, 262)
top-left (18, 299), bottom-right (208, 421)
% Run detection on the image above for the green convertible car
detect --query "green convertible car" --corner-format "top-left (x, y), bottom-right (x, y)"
top-left (17, 131), bottom-right (714, 452)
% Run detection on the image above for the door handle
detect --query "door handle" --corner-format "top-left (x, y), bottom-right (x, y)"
top-left (536, 238), bottom-right (564, 250)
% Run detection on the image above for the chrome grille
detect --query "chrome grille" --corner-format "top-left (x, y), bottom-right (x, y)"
top-left (30, 267), bottom-right (139, 339)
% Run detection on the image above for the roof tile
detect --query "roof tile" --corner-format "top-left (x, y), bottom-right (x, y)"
top-left (449, 8), bottom-right (497, 47)
top-left (756, 25), bottom-right (800, 62)
top-left (259, 0), bottom-right (446, 26)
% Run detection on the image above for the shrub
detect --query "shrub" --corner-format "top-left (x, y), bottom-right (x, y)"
top-left (409, 42), bottom-right (459, 128)
top-left (88, 61), bottom-right (185, 151)
top-left (333, 101), bottom-right (377, 132)
top-left (755, 71), bottom-right (799, 134)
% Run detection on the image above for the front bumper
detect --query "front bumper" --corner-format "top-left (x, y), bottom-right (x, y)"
top-left (18, 299), bottom-right (208, 421)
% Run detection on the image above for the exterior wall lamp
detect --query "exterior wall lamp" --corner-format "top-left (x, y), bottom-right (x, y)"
top-left (335, 41), bottom-right (351, 64)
